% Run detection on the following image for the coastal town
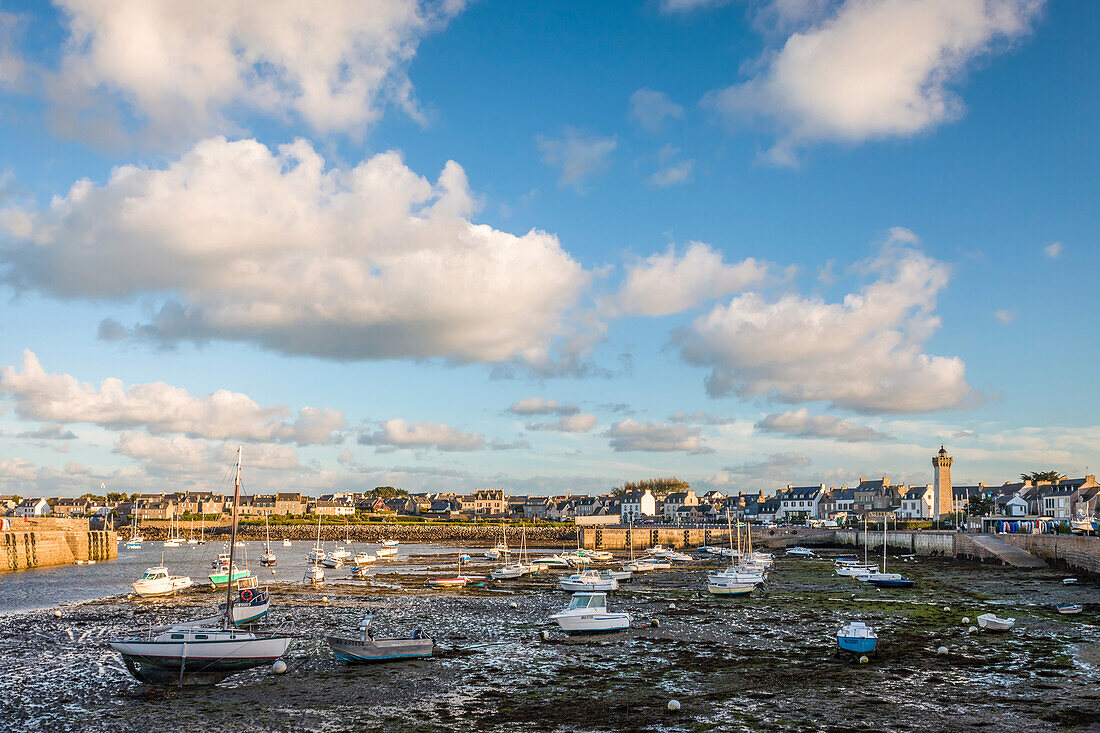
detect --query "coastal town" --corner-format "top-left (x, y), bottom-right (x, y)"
top-left (7, 449), bottom-right (1099, 530)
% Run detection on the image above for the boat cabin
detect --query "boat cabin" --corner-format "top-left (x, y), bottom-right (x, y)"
top-left (139, 567), bottom-right (169, 581)
top-left (567, 592), bottom-right (607, 610)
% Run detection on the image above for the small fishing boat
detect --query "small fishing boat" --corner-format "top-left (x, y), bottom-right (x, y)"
top-left (532, 554), bottom-right (572, 569)
top-left (977, 613), bottom-right (1015, 631)
top-left (622, 559), bottom-right (655, 572)
top-left (234, 540), bottom-right (245, 548)
top-left (646, 559), bottom-right (672, 570)
top-left (124, 536), bottom-right (143, 549)
top-left (351, 551), bottom-right (376, 566)
top-left (786, 546), bottom-right (815, 557)
top-left (857, 573), bottom-right (914, 588)
top-left (208, 562), bottom-right (251, 589)
top-left (560, 570), bottom-right (618, 592)
top-left (350, 565), bottom-right (370, 580)
top-left (490, 563), bottom-right (526, 580)
top-left (304, 565), bottom-right (325, 584)
top-left (709, 569), bottom-right (765, 585)
top-left (550, 592), bottom-right (631, 634)
top-left (132, 565), bottom-right (193, 597)
top-left (837, 621), bottom-right (878, 654)
top-left (602, 569), bottom-right (632, 581)
top-left (1056, 603), bottom-right (1083, 615)
top-left (381, 539), bottom-right (399, 548)
top-left (836, 563), bottom-right (879, 577)
top-left (375, 546), bottom-right (397, 558)
top-left (1063, 578), bottom-right (1078, 585)
top-left (665, 551), bottom-right (694, 563)
top-left (327, 614), bottom-right (433, 664)
top-left (580, 550), bottom-right (614, 562)
top-left (427, 576), bottom-right (467, 588)
top-left (329, 545), bottom-right (350, 562)
top-left (321, 556), bottom-right (344, 569)
top-left (282, 538), bottom-right (292, 547)
top-left (216, 576), bottom-right (270, 626)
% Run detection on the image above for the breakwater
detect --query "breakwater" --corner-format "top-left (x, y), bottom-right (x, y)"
top-left (580, 525), bottom-right (835, 550)
top-left (132, 521), bottom-right (578, 546)
top-left (1, 518), bottom-right (117, 572)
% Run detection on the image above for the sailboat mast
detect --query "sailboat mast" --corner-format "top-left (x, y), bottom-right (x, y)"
top-left (224, 446), bottom-right (243, 626)
top-left (882, 518), bottom-right (887, 572)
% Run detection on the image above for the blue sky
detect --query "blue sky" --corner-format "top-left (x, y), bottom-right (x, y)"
top-left (0, 0), bottom-right (1096, 497)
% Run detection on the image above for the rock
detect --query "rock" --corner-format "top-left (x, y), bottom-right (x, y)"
top-left (667, 700), bottom-right (680, 711)
top-left (936, 646), bottom-right (948, 655)
top-left (321, 596), bottom-right (329, 604)
top-left (272, 659), bottom-right (287, 674)
top-left (859, 655), bottom-right (869, 664)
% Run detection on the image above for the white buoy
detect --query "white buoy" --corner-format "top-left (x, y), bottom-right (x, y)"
top-left (540, 630), bottom-right (550, 641)
top-left (272, 659), bottom-right (287, 674)
top-left (668, 603), bottom-right (677, 610)
top-left (943, 606), bottom-right (950, 611)
top-left (321, 596), bottom-right (329, 604)
top-left (859, 655), bottom-right (869, 664)
top-left (961, 617), bottom-right (970, 624)
top-left (667, 700), bottom-right (680, 711)
top-left (936, 646), bottom-right (948, 655)
top-left (652, 618), bottom-right (661, 628)
top-left (510, 602), bottom-right (518, 609)
top-left (53, 610), bottom-right (62, 618)
top-left (968, 626), bottom-right (977, 633)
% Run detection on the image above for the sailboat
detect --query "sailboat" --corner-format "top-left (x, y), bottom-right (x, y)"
top-left (836, 516), bottom-right (879, 577)
top-left (198, 514), bottom-right (206, 546)
top-left (484, 523), bottom-right (508, 560)
top-left (124, 513), bottom-right (143, 549)
top-left (621, 521), bottom-right (655, 572)
top-left (163, 515), bottom-right (183, 548)
top-left (259, 515), bottom-right (277, 567)
top-left (109, 448), bottom-right (292, 685)
top-left (490, 524), bottom-right (527, 580)
top-left (187, 519), bottom-right (199, 545)
top-left (857, 519), bottom-right (914, 587)
top-left (708, 511), bottom-right (759, 595)
top-left (306, 511), bottom-right (326, 563)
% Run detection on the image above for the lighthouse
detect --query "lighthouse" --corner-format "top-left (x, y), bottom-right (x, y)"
top-left (932, 446), bottom-right (953, 520)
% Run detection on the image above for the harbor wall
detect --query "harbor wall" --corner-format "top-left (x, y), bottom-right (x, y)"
top-left (580, 526), bottom-right (835, 550)
top-left (835, 530), bottom-right (956, 556)
top-left (0, 518), bottom-right (116, 572)
top-left (999, 534), bottom-right (1100, 575)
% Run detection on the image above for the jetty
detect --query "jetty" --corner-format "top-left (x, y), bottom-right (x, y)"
top-left (1, 517), bottom-right (116, 572)
top-left (959, 534), bottom-right (1047, 568)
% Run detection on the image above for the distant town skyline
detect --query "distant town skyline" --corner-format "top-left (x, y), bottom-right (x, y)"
top-left (1, 1), bottom-right (1097, 497)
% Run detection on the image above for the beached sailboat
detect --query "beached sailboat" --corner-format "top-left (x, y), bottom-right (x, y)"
top-left (163, 515), bottom-right (184, 548)
top-left (560, 570), bottom-right (618, 592)
top-left (304, 565), bottom-right (325, 584)
top-left (109, 448), bottom-right (291, 686)
top-left (857, 521), bottom-right (914, 588)
top-left (306, 511), bottom-right (325, 563)
top-left (708, 511), bottom-right (759, 595)
top-left (124, 514), bottom-right (143, 549)
top-left (327, 614), bottom-right (433, 664)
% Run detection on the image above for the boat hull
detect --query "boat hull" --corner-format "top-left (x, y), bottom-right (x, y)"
top-left (327, 636), bottom-right (433, 663)
top-left (865, 578), bottom-right (914, 588)
top-left (551, 613), bottom-right (632, 634)
top-left (109, 636), bottom-right (291, 686)
top-left (837, 636), bottom-right (878, 654)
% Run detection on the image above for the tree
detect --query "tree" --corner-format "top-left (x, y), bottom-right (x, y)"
top-left (612, 477), bottom-right (689, 500)
top-left (967, 496), bottom-right (994, 516)
top-left (369, 486), bottom-right (409, 499)
top-left (1021, 471), bottom-right (1066, 484)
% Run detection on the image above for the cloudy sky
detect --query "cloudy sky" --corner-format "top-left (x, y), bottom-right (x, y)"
top-left (0, 0), bottom-right (1096, 497)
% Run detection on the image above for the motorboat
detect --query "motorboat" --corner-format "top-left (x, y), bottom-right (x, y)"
top-left (350, 565), bottom-right (370, 580)
top-left (330, 545), bottom-right (350, 562)
top-left (259, 550), bottom-right (277, 567)
top-left (132, 566), bottom-right (193, 597)
top-left (1056, 603), bottom-right (1083, 614)
top-left (560, 570), bottom-right (618, 592)
top-left (490, 563), bottom-right (527, 580)
top-left (622, 559), bottom-right (656, 573)
top-left (709, 568), bottom-right (765, 585)
top-left (327, 614), bottom-right (433, 664)
top-left (163, 538), bottom-right (182, 548)
top-left (550, 592), bottom-right (631, 634)
top-left (208, 564), bottom-right (251, 589)
top-left (307, 547), bottom-right (326, 563)
top-left (837, 621), bottom-right (878, 654)
top-left (124, 536), bottom-right (143, 550)
top-left (646, 559), bottom-right (672, 570)
top-left (304, 565), bottom-right (325, 584)
top-left (282, 538), bottom-right (292, 547)
top-left (375, 546), bottom-right (397, 558)
top-left (532, 554), bottom-right (573, 569)
top-left (321, 556), bottom-right (344, 569)
top-left (665, 551), bottom-right (694, 563)
top-left (108, 447), bottom-right (292, 686)
top-left (707, 577), bottom-right (755, 596)
top-left (484, 548), bottom-right (502, 560)
top-left (564, 552), bottom-right (592, 568)
top-left (382, 539), bottom-right (399, 548)
top-left (351, 551), bottom-right (377, 566)
top-left (602, 569), bottom-right (632, 581)
top-left (977, 613), bottom-right (1015, 631)
top-left (786, 546), bottom-right (815, 557)
top-left (211, 552), bottom-right (231, 569)
top-left (216, 576), bottom-right (270, 626)
top-left (234, 541), bottom-right (245, 548)
top-left (579, 550), bottom-right (614, 562)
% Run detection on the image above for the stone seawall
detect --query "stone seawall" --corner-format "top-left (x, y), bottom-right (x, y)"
top-left (835, 530), bottom-right (957, 556)
top-left (135, 522), bottom-right (578, 546)
top-left (999, 534), bottom-right (1100, 575)
top-left (1, 529), bottom-right (117, 572)
top-left (581, 526), bottom-right (835, 550)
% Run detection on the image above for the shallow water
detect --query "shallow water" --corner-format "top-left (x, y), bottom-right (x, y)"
top-left (1, 548), bottom-right (1097, 732)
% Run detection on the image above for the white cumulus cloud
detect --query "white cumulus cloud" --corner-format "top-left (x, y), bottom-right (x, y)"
top-left (0, 350), bottom-right (345, 445)
top-left (628, 89), bottom-right (684, 133)
top-left (0, 138), bottom-right (590, 367)
top-left (42, 0), bottom-right (466, 143)
top-left (676, 231), bottom-right (975, 413)
top-left (606, 419), bottom-right (714, 454)
top-left (358, 419), bottom-right (485, 452)
top-left (754, 408), bottom-right (893, 442)
top-left (704, 0), bottom-right (1045, 163)
top-left (1043, 241), bottom-right (1063, 258)
top-left (536, 128), bottom-right (617, 193)
top-left (610, 242), bottom-right (769, 317)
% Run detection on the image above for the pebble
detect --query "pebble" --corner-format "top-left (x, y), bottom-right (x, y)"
top-left (652, 618), bottom-right (661, 628)
top-left (667, 700), bottom-right (680, 711)
top-left (272, 659), bottom-right (287, 675)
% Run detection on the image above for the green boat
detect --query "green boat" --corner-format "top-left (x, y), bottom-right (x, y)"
top-left (208, 566), bottom-right (251, 588)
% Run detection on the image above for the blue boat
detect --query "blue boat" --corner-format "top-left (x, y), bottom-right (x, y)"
top-left (863, 574), bottom-right (915, 588)
top-left (837, 621), bottom-right (877, 654)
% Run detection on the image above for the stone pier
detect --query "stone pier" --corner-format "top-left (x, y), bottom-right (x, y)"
top-left (0, 518), bottom-right (117, 572)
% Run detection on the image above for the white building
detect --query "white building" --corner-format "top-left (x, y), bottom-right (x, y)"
top-left (663, 490), bottom-right (698, 521)
top-left (620, 489), bottom-right (656, 524)
top-left (13, 498), bottom-right (50, 518)
top-left (1004, 495), bottom-right (1029, 516)
top-left (898, 485), bottom-right (934, 519)
top-left (779, 485), bottom-right (825, 520)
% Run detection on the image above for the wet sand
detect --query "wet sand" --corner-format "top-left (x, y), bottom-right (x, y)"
top-left (1, 547), bottom-right (1097, 732)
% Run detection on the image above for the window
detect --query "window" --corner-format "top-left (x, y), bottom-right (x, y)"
top-left (195, 634), bottom-right (208, 640)
top-left (171, 633), bottom-right (184, 640)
